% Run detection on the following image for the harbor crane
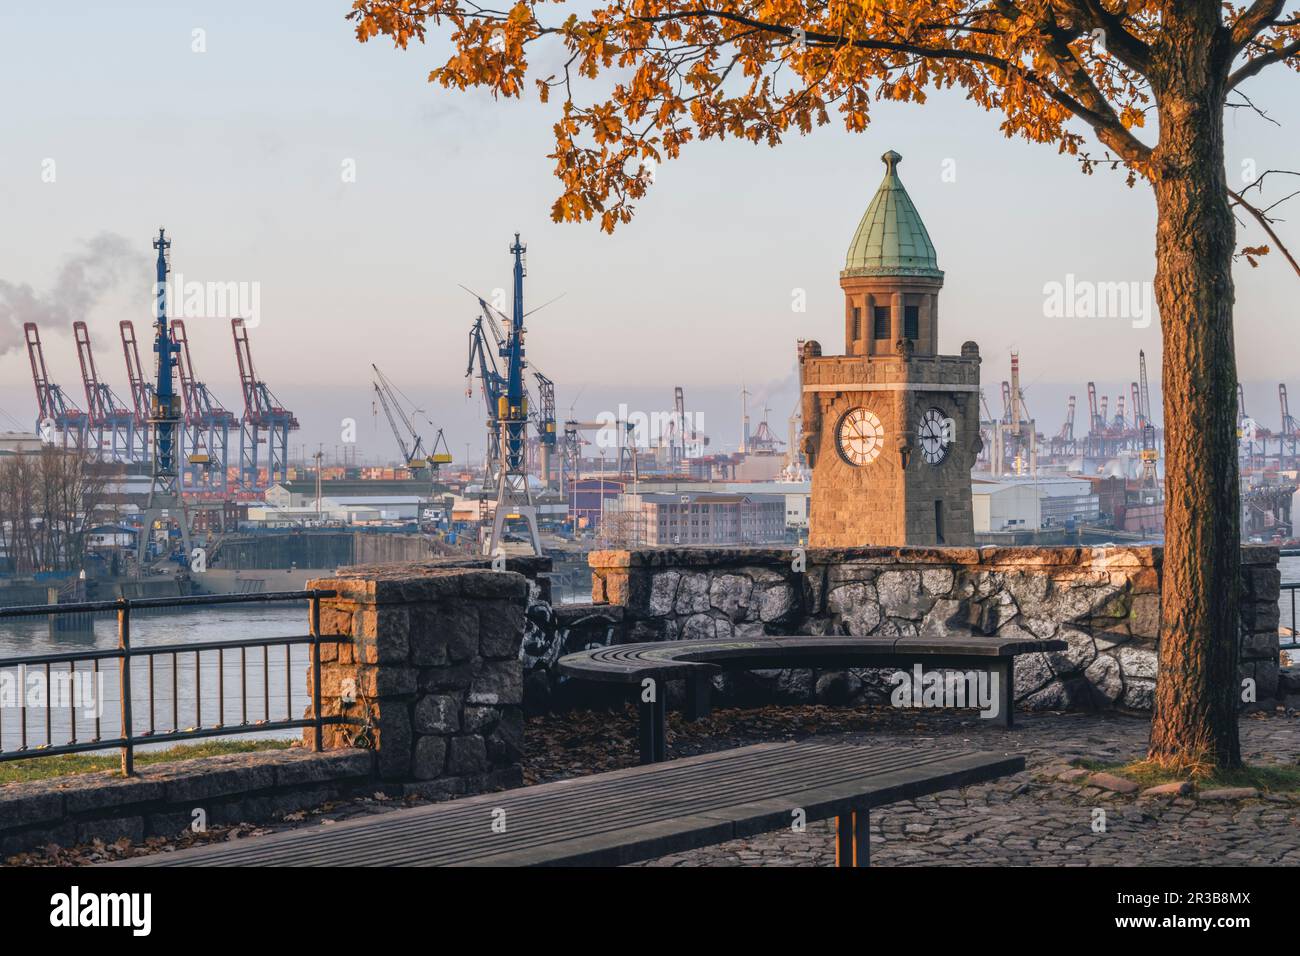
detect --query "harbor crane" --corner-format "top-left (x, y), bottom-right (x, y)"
top-left (463, 235), bottom-right (543, 556)
top-left (466, 308), bottom-right (508, 479)
top-left (465, 289), bottom-right (558, 489)
top-left (24, 323), bottom-right (87, 452)
top-left (1057, 396), bottom-right (1076, 442)
top-left (232, 317), bottom-right (298, 492)
top-left (138, 228), bottom-right (193, 570)
top-left (172, 319), bottom-right (238, 494)
top-left (120, 321), bottom-right (154, 454)
top-left (371, 363), bottom-right (452, 475)
top-left (73, 321), bottom-right (142, 463)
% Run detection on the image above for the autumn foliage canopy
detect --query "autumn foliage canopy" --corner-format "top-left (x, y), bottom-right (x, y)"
top-left (349, 1), bottom-right (1297, 236)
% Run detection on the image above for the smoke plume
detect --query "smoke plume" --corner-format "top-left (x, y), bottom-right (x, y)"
top-left (0, 232), bottom-right (143, 354)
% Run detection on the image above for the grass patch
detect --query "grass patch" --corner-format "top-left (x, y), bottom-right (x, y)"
top-left (1072, 757), bottom-right (1300, 793)
top-left (0, 739), bottom-right (293, 786)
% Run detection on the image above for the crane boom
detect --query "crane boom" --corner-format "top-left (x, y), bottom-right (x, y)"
top-left (1138, 349), bottom-right (1153, 424)
top-left (120, 320), bottom-right (153, 427)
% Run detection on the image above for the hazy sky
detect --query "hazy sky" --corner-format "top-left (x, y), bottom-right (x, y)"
top-left (1, 1), bottom-right (1296, 460)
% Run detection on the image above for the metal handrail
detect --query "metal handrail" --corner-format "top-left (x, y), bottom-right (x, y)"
top-left (1281, 582), bottom-right (1300, 650)
top-left (0, 588), bottom-right (351, 774)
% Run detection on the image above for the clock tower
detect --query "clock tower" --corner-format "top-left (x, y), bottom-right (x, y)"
top-left (800, 150), bottom-right (981, 547)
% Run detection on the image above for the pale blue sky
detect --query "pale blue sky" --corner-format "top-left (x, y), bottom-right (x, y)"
top-left (1, 1), bottom-right (1296, 459)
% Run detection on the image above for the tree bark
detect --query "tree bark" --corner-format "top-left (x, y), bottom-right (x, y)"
top-left (1146, 6), bottom-right (1242, 770)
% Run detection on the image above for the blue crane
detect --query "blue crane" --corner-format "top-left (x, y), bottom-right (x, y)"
top-left (149, 228), bottom-right (182, 495)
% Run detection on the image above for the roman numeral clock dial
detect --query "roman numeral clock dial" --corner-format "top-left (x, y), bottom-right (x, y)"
top-left (836, 407), bottom-right (884, 466)
top-left (919, 407), bottom-right (951, 465)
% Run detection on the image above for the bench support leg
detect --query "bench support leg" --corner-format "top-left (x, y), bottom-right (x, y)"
top-left (685, 672), bottom-right (712, 722)
top-left (637, 690), bottom-right (667, 764)
top-left (994, 659), bottom-right (1014, 729)
top-left (835, 810), bottom-right (869, 868)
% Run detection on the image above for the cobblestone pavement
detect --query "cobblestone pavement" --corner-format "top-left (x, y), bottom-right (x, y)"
top-left (630, 710), bottom-right (1300, 867)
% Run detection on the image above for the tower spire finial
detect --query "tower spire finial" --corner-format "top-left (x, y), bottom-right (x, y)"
top-left (881, 149), bottom-right (902, 174)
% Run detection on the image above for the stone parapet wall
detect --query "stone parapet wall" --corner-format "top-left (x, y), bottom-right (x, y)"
top-left (589, 545), bottom-right (1281, 711)
top-left (308, 564), bottom-right (529, 793)
top-left (0, 749), bottom-right (375, 858)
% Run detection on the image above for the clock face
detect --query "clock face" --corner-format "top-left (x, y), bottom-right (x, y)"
top-left (837, 407), bottom-right (884, 466)
top-left (919, 407), bottom-right (951, 465)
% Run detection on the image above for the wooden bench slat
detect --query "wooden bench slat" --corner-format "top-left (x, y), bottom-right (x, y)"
top-left (559, 633), bottom-right (1066, 681)
top-left (109, 742), bottom-right (1023, 868)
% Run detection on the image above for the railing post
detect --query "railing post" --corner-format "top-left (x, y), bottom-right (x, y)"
top-left (117, 598), bottom-right (135, 776)
top-left (310, 592), bottom-right (323, 753)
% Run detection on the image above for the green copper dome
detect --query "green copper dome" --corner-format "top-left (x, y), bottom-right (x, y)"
top-left (842, 150), bottom-right (943, 280)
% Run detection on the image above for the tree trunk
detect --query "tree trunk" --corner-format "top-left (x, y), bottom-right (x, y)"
top-left (1146, 8), bottom-right (1241, 771)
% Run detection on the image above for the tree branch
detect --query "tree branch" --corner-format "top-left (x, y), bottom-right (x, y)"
top-left (1230, 187), bottom-right (1300, 277)
top-left (1230, 0), bottom-right (1288, 52)
top-left (635, 6), bottom-right (1153, 165)
top-left (1052, 0), bottom-right (1154, 75)
top-left (1228, 37), bottom-right (1300, 89)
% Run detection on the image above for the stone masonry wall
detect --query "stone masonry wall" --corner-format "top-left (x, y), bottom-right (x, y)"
top-left (588, 545), bottom-right (1282, 712)
top-left (308, 564), bottom-right (529, 794)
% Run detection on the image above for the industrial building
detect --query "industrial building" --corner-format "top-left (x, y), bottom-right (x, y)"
top-left (265, 479), bottom-right (437, 509)
top-left (971, 477), bottom-right (1101, 534)
top-left (601, 491), bottom-right (787, 546)
top-left (627, 479), bottom-right (811, 533)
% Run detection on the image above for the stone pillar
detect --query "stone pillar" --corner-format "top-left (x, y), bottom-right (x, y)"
top-left (307, 565), bottom-right (528, 792)
top-left (1239, 545), bottom-right (1281, 702)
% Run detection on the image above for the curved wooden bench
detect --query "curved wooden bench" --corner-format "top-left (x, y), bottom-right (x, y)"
top-left (559, 634), bottom-right (1066, 762)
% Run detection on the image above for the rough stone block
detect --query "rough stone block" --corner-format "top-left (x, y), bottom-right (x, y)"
top-left (356, 607), bottom-right (410, 664)
top-left (442, 600), bottom-right (481, 663)
top-left (412, 735), bottom-right (448, 780)
top-left (75, 815), bottom-right (145, 847)
top-left (356, 663), bottom-right (417, 699)
top-left (486, 707), bottom-right (524, 765)
top-left (0, 787), bottom-right (64, 827)
top-left (374, 705), bottom-right (413, 781)
top-left (674, 573), bottom-right (711, 615)
top-left (1128, 593), bottom-right (1161, 639)
top-left (420, 662), bottom-right (474, 692)
top-left (1141, 782), bottom-right (1192, 798)
top-left (1084, 654), bottom-right (1123, 702)
top-left (447, 735), bottom-right (488, 776)
top-left (478, 601), bottom-right (524, 659)
top-left (61, 775), bottom-right (165, 814)
top-left (1247, 567), bottom-right (1281, 599)
top-left (1121, 677), bottom-right (1155, 710)
top-left (407, 603), bottom-right (450, 666)
top-left (710, 573), bottom-right (754, 620)
top-left (468, 659), bottom-right (523, 706)
top-left (413, 694), bottom-right (461, 734)
top-left (318, 602), bottom-right (357, 638)
top-left (1117, 645), bottom-right (1157, 681)
top-left (1087, 772), bottom-right (1138, 794)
